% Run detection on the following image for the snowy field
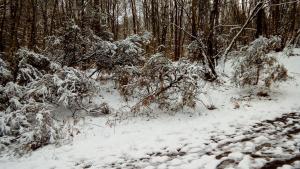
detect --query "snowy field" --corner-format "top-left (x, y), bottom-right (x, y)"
top-left (1, 49), bottom-right (300, 169)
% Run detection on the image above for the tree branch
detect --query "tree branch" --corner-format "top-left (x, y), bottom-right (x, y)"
top-left (221, 1), bottom-right (269, 72)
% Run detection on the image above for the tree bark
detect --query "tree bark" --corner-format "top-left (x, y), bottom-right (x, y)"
top-left (130, 0), bottom-right (138, 34)
top-left (29, 0), bottom-right (37, 50)
top-left (191, 0), bottom-right (197, 40)
top-left (0, 0), bottom-right (7, 52)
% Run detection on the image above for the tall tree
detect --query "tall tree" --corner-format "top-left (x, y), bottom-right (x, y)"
top-left (130, 0), bottom-right (138, 34)
top-left (29, 0), bottom-right (37, 50)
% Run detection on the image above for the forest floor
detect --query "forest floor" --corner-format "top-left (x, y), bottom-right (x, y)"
top-left (1, 49), bottom-right (300, 169)
top-left (102, 112), bottom-right (300, 169)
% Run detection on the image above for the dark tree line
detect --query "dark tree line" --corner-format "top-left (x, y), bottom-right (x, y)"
top-left (0, 0), bottom-right (299, 62)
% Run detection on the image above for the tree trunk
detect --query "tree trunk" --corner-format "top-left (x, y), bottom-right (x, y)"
top-left (29, 0), bottom-right (37, 50)
top-left (130, 0), bottom-right (138, 34)
top-left (255, 0), bottom-right (265, 38)
top-left (174, 0), bottom-right (179, 60)
top-left (191, 0), bottom-right (197, 39)
top-left (0, 0), bottom-right (7, 52)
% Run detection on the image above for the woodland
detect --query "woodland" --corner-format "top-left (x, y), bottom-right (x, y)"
top-left (0, 0), bottom-right (300, 163)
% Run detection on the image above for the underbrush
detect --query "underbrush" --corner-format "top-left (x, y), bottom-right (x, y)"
top-left (0, 33), bottom-right (290, 156)
top-left (0, 49), bottom-right (100, 155)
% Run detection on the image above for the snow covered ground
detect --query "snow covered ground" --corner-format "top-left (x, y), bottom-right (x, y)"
top-left (1, 49), bottom-right (300, 169)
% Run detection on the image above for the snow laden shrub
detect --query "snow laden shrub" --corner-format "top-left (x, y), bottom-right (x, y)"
top-left (13, 49), bottom-right (99, 111)
top-left (232, 36), bottom-right (288, 88)
top-left (115, 53), bottom-right (206, 113)
top-left (0, 99), bottom-right (59, 154)
top-left (16, 48), bottom-right (53, 85)
top-left (113, 32), bottom-right (151, 67)
top-left (45, 21), bottom-right (150, 71)
top-left (0, 50), bottom-right (100, 154)
top-left (93, 40), bottom-right (117, 71)
top-left (27, 67), bottom-right (100, 113)
top-left (44, 20), bottom-right (102, 67)
top-left (0, 82), bottom-right (23, 111)
top-left (0, 57), bottom-right (13, 85)
top-left (0, 82), bottom-right (58, 154)
top-left (91, 32), bottom-right (151, 74)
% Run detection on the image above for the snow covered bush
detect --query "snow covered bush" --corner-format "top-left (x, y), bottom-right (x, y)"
top-left (0, 57), bottom-right (13, 85)
top-left (115, 53), bottom-right (207, 113)
top-left (45, 21), bottom-right (150, 72)
top-left (16, 48), bottom-right (53, 85)
top-left (92, 40), bottom-right (117, 71)
top-left (113, 37), bottom-right (144, 66)
top-left (112, 32), bottom-right (151, 67)
top-left (0, 82), bottom-right (23, 111)
top-left (44, 20), bottom-right (102, 67)
top-left (27, 67), bottom-right (100, 113)
top-left (232, 36), bottom-right (288, 88)
top-left (0, 81), bottom-right (59, 154)
top-left (0, 99), bottom-right (59, 154)
top-left (0, 69), bottom-right (99, 154)
top-left (88, 32), bottom-right (151, 75)
top-left (0, 49), bottom-right (101, 154)
top-left (68, 31), bottom-right (150, 72)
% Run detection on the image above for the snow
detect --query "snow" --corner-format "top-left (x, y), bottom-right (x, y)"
top-left (243, 141), bottom-right (255, 153)
top-left (278, 165), bottom-right (293, 169)
top-left (228, 152), bottom-right (244, 161)
top-left (1, 48), bottom-right (300, 168)
top-left (253, 136), bottom-right (269, 144)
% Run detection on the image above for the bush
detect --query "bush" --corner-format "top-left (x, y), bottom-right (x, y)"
top-left (0, 49), bottom-right (100, 154)
top-left (115, 53), bottom-right (207, 113)
top-left (94, 32), bottom-right (151, 71)
top-left (113, 34), bottom-right (149, 67)
top-left (0, 82), bottom-right (23, 111)
top-left (27, 67), bottom-right (100, 112)
top-left (45, 23), bottom-right (151, 73)
top-left (16, 48), bottom-right (53, 85)
top-left (0, 100), bottom-right (59, 154)
top-left (232, 36), bottom-right (288, 88)
top-left (93, 40), bottom-right (117, 71)
top-left (0, 58), bottom-right (13, 85)
top-left (44, 20), bottom-right (102, 67)
top-left (0, 81), bottom-right (57, 154)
